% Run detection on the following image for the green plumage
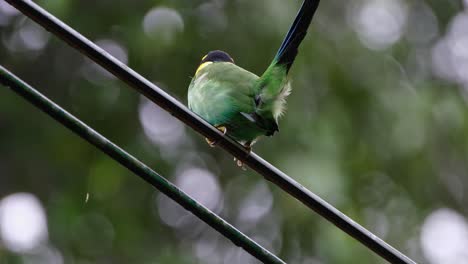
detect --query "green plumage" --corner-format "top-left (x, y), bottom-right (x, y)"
top-left (188, 0), bottom-right (320, 147)
top-left (188, 62), bottom-right (286, 145)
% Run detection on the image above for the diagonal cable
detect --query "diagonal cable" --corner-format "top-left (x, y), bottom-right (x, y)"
top-left (0, 65), bottom-right (286, 264)
top-left (4, 1), bottom-right (417, 263)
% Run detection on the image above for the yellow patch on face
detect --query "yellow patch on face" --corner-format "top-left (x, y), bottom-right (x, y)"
top-left (195, 61), bottom-right (213, 75)
top-left (201, 54), bottom-right (208, 61)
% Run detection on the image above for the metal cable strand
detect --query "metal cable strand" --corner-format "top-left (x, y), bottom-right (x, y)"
top-left (4, 1), bottom-right (417, 263)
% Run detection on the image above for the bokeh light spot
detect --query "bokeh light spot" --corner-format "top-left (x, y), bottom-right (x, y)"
top-left (176, 168), bottom-right (222, 212)
top-left (157, 167), bottom-right (222, 230)
top-left (0, 193), bottom-right (48, 253)
top-left (432, 13), bottom-right (468, 87)
top-left (18, 20), bottom-right (50, 51)
top-left (82, 39), bottom-right (128, 81)
top-left (350, 0), bottom-right (408, 50)
top-left (238, 182), bottom-right (273, 224)
top-left (139, 96), bottom-right (186, 150)
top-left (4, 19), bottom-right (50, 53)
top-left (142, 7), bottom-right (184, 45)
top-left (0, 1), bottom-right (20, 26)
top-left (196, 2), bottom-right (228, 34)
top-left (405, 3), bottom-right (439, 44)
top-left (421, 208), bottom-right (468, 264)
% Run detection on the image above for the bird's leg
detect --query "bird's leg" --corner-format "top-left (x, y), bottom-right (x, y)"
top-left (205, 126), bottom-right (227, 147)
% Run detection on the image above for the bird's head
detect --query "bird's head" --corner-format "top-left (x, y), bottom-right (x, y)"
top-left (195, 50), bottom-right (234, 75)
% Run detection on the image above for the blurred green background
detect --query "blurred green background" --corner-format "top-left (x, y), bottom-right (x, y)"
top-left (1, 0), bottom-right (468, 263)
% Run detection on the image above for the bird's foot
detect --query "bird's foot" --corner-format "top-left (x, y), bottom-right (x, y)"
top-left (233, 157), bottom-right (247, 171)
top-left (205, 126), bottom-right (227, 147)
top-left (233, 143), bottom-right (252, 170)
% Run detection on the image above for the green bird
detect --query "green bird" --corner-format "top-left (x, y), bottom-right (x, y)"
top-left (188, 0), bottom-right (320, 151)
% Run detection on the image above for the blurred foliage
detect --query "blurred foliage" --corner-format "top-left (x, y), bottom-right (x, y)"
top-left (1, 0), bottom-right (468, 263)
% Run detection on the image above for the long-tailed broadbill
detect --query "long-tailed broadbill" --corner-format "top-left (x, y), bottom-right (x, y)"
top-left (188, 0), bottom-right (320, 151)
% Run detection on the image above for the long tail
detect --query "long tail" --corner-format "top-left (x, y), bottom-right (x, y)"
top-left (274, 0), bottom-right (320, 73)
top-left (251, 0), bottom-right (320, 135)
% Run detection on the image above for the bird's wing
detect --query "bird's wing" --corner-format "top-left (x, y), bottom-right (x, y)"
top-left (188, 62), bottom-right (259, 126)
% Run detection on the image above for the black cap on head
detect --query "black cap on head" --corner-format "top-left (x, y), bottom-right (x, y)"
top-left (200, 50), bottom-right (234, 64)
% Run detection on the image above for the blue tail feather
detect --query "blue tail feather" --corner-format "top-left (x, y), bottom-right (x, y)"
top-left (274, 0), bottom-right (320, 72)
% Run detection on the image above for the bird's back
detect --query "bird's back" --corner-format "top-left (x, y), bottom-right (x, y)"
top-left (188, 62), bottom-right (259, 128)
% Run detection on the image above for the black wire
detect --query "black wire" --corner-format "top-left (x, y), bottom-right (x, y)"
top-left (4, 1), bottom-right (417, 263)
